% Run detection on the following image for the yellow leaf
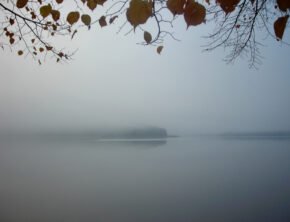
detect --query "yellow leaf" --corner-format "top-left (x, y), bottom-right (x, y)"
top-left (144, 31), bottom-right (152, 44)
top-left (87, 0), bottom-right (97, 10)
top-left (184, 1), bottom-right (206, 28)
top-left (126, 0), bottom-right (152, 28)
top-left (81, 14), bottom-right (91, 26)
top-left (274, 15), bottom-right (289, 40)
top-left (67, 11), bottom-right (80, 25)
top-left (217, 0), bottom-right (240, 14)
top-left (99, 16), bottom-right (107, 27)
top-left (51, 10), bottom-right (60, 21)
top-left (167, 0), bottom-right (186, 16)
top-left (40, 4), bottom-right (52, 18)
top-left (157, 46), bottom-right (163, 54)
top-left (16, 0), bottom-right (28, 8)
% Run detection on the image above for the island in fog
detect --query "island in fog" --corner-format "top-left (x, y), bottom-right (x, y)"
top-left (1, 126), bottom-right (168, 140)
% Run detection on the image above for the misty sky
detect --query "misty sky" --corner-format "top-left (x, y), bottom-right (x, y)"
top-left (0, 19), bottom-right (290, 135)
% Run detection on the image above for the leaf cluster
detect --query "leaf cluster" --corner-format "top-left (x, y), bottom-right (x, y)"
top-left (0, 0), bottom-right (289, 66)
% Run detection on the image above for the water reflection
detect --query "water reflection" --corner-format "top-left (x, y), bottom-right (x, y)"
top-left (0, 137), bottom-right (290, 222)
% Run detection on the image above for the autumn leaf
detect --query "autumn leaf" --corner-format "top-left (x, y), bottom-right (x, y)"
top-left (16, 0), bottom-right (28, 8)
top-left (87, 0), bottom-right (97, 10)
top-left (18, 50), bottom-right (23, 56)
top-left (81, 14), bottom-right (91, 26)
top-left (55, 0), bottom-right (64, 4)
top-left (167, 0), bottom-right (186, 16)
top-left (9, 18), bottom-right (15, 26)
top-left (184, 1), bottom-right (206, 28)
top-left (9, 38), bottom-right (15, 44)
top-left (126, 0), bottom-right (153, 29)
top-left (144, 31), bottom-right (152, 44)
top-left (99, 16), bottom-right (107, 27)
top-left (277, 0), bottom-right (290, 12)
top-left (40, 4), bottom-right (52, 18)
top-left (157, 46), bottom-right (163, 54)
top-left (217, 0), bottom-right (240, 14)
top-left (51, 10), bottom-right (60, 21)
top-left (46, 45), bottom-right (53, 50)
top-left (274, 15), bottom-right (289, 40)
top-left (96, 0), bottom-right (107, 6)
top-left (67, 11), bottom-right (80, 25)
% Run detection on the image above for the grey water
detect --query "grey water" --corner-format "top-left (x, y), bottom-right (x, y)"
top-left (0, 137), bottom-right (290, 222)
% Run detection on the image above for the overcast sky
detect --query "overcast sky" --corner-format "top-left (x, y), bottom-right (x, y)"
top-left (0, 17), bottom-right (290, 135)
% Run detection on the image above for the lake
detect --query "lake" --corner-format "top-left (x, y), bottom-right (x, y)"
top-left (0, 137), bottom-right (290, 222)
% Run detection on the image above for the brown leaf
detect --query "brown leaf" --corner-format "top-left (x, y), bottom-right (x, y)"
top-left (144, 31), bottom-right (152, 44)
top-left (9, 18), bottom-right (15, 26)
top-left (126, 0), bottom-right (152, 29)
top-left (16, 0), bottom-right (29, 8)
top-left (167, 0), bottom-right (186, 16)
top-left (18, 50), bottom-right (23, 56)
top-left (81, 14), bottom-right (91, 26)
top-left (277, 0), bottom-right (290, 12)
top-left (184, 1), bottom-right (206, 28)
top-left (96, 0), bottom-right (107, 6)
top-left (55, 0), bottom-right (64, 4)
top-left (99, 16), bottom-right (107, 27)
top-left (9, 38), bottom-right (15, 45)
top-left (157, 46), bottom-right (163, 54)
top-left (87, 0), bottom-right (97, 10)
top-left (51, 10), bottom-right (60, 21)
top-left (40, 4), bottom-right (52, 18)
top-left (67, 11), bottom-right (80, 25)
top-left (217, 0), bottom-right (240, 14)
top-left (46, 45), bottom-right (53, 51)
top-left (274, 15), bottom-right (289, 40)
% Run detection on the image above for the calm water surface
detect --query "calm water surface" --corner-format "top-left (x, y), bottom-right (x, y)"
top-left (0, 137), bottom-right (290, 222)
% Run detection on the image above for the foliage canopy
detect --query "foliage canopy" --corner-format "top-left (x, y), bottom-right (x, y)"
top-left (0, 0), bottom-right (289, 66)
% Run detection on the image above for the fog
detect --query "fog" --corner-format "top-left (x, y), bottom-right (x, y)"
top-left (0, 25), bottom-right (290, 135)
